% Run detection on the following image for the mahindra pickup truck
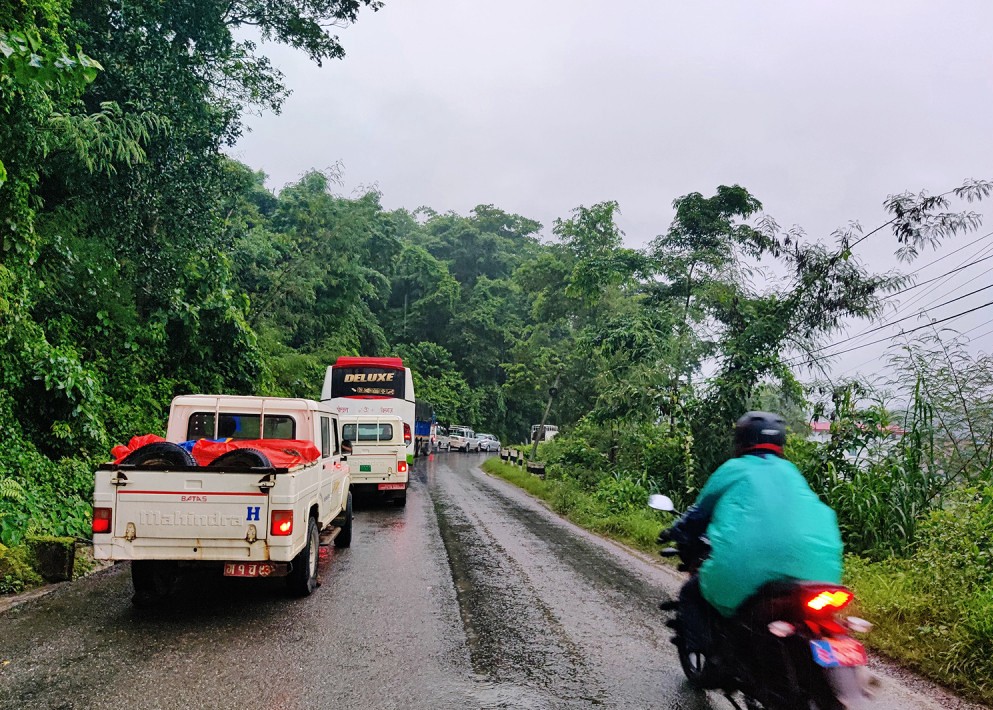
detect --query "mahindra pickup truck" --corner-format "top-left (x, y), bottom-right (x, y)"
top-left (92, 395), bottom-right (352, 605)
top-left (340, 415), bottom-right (409, 506)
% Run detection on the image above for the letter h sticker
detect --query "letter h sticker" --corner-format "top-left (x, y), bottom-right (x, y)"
top-left (246, 506), bottom-right (261, 521)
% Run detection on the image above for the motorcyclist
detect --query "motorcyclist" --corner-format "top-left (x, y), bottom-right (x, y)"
top-left (664, 411), bottom-right (843, 653)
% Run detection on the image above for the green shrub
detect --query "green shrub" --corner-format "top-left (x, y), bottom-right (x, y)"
top-left (592, 473), bottom-right (651, 516)
top-left (845, 489), bottom-right (993, 704)
top-left (0, 543), bottom-right (43, 593)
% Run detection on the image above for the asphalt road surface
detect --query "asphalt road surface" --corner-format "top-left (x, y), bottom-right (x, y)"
top-left (0, 454), bottom-right (984, 709)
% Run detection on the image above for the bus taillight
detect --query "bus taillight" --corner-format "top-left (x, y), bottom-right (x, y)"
top-left (404, 423), bottom-right (412, 445)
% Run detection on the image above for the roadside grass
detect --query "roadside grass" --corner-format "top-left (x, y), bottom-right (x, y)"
top-left (482, 457), bottom-right (993, 707)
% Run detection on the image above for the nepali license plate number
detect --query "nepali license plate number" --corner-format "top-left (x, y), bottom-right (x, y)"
top-left (223, 563), bottom-right (273, 578)
top-left (810, 638), bottom-right (867, 668)
top-left (378, 483), bottom-right (405, 491)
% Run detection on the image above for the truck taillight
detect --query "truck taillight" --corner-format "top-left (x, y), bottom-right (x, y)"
top-left (398, 460), bottom-right (408, 473)
top-left (92, 507), bottom-right (112, 534)
top-left (271, 510), bottom-right (293, 536)
top-left (403, 423), bottom-right (412, 445)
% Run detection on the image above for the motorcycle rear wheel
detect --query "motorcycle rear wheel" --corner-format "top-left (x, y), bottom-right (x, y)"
top-left (677, 639), bottom-right (720, 689)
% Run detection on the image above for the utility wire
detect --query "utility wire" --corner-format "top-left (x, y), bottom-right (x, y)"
top-left (966, 324), bottom-right (993, 347)
top-left (794, 283), bottom-right (993, 360)
top-left (845, 185), bottom-right (963, 253)
top-left (885, 240), bottom-right (993, 317)
top-left (836, 312), bottom-right (993, 378)
top-left (815, 237), bottom-right (993, 356)
top-left (795, 201), bottom-right (993, 359)
top-left (886, 251), bottom-right (993, 299)
top-left (903, 228), bottom-right (993, 276)
top-left (785, 298), bottom-right (993, 366)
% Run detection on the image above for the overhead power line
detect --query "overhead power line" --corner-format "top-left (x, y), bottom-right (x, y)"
top-left (961, 314), bottom-right (993, 336)
top-left (903, 228), bottom-right (993, 277)
top-left (884, 240), bottom-right (993, 318)
top-left (966, 324), bottom-right (993, 347)
top-left (817, 235), bottom-right (993, 357)
top-left (786, 297), bottom-right (993, 366)
top-left (886, 251), bottom-right (993, 299)
top-left (794, 283), bottom-right (993, 361)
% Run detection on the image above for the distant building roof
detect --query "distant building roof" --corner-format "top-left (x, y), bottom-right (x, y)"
top-left (807, 421), bottom-right (906, 435)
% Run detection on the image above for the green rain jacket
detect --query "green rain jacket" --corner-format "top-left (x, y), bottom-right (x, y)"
top-left (692, 454), bottom-right (843, 617)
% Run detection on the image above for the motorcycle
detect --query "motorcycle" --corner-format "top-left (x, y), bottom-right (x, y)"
top-left (649, 493), bottom-right (877, 710)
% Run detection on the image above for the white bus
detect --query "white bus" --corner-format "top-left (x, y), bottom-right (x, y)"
top-left (321, 357), bottom-right (416, 463)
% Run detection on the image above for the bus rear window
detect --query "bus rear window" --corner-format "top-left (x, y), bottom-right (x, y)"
top-left (341, 423), bottom-right (394, 442)
top-left (187, 413), bottom-right (296, 440)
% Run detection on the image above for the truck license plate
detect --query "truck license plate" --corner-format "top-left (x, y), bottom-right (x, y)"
top-left (810, 638), bottom-right (867, 668)
top-left (223, 563), bottom-right (273, 578)
top-left (378, 483), bottom-right (405, 491)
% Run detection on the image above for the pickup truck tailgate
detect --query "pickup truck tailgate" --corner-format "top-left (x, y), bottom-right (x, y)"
top-left (113, 470), bottom-right (270, 540)
top-left (347, 446), bottom-right (407, 484)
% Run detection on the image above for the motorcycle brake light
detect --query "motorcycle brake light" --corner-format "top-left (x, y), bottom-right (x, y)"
top-left (806, 589), bottom-right (853, 612)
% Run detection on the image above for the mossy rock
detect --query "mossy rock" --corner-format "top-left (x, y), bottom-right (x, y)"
top-left (25, 535), bottom-right (76, 583)
top-left (0, 544), bottom-right (44, 592)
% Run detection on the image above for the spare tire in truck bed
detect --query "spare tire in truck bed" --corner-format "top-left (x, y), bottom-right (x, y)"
top-left (119, 442), bottom-right (196, 468)
top-left (207, 448), bottom-right (273, 469)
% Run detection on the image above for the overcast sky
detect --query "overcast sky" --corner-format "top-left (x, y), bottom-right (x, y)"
top-left (230, 0), bottom-right (993, 386)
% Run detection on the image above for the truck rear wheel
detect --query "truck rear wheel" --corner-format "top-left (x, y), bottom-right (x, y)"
top-left (334, 492), bottom-right (353, 548)
top-left (131, 560), bottom-right (178, 606)
top-left (288, 516), bottom-right (319, 596)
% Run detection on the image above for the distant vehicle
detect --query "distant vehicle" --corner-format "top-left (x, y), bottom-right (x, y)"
top-left (414, 400), bottom-right (437, 456)
top-left (448, 425), bottom-right (476, 452)
top-left (476, 433), bottom-right (500, 452)
top-left (435, 425), bottom-right (451, 451)
top-left (340, 415), bottom-right (409, 506)
top-left (531, 424), bottom-right (559, 442)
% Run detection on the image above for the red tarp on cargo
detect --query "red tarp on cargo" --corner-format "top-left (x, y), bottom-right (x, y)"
top-left (191, 439), bottom-right (321, 468)
top-left (111, 434), bottom-right (167, 463)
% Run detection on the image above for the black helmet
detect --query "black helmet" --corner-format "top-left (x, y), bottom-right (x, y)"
top-left (734, 411), bottom-right (787, 457)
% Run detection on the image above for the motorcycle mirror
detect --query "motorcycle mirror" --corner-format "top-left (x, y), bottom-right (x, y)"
top-left (647, 494), bottom-right (675, 512)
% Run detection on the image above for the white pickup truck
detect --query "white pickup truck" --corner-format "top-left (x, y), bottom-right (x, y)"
top-left (92, 395), bottom-right (352, 605)
top-left (341, 415), bottom-right (409, 506)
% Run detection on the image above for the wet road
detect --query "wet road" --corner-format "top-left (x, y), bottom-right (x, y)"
top-left (0, 454), bottom-right (980, 709)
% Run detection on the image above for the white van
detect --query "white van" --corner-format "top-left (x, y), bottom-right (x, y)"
top-left (435, 425), bottom-right (451, 451)
top-left (531, 424), bottom-right (559, 442)
top-left (447, 425), bottom-right (476, 452)
top-left (340, 415), bottom-right (409, 506)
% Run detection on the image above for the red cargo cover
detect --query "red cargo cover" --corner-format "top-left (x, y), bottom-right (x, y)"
top-left (111, 434), bottom-right (167, 463)
top-left (191, 439), bottom-right (321, 468)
